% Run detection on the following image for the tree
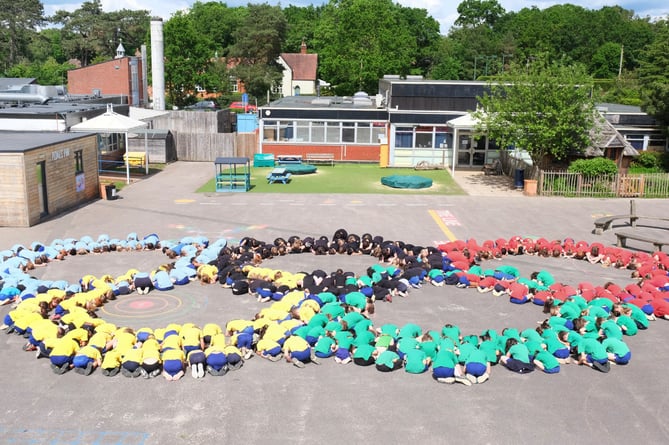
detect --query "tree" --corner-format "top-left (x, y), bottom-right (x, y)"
top-left (228, 3), bottom-right (287, 102)
top-left (638, 20), bottom-right (669, 131)
top-left (590, 42), bottom-right (623, 79)
top-left (163, 10), bottom-right (215, 106)
top-left (473, 60), bottom-right (597, 174)
top-left (51, 1), bottom-right (149, 66)
top-left (0, 0), bottom-right (44, 70)
top-left (189, 1), bottom-right (246, 57)
top-left (314, 0), bottom-right (417, 95)
top-left (454, 0), bottom-right (505, 29)
top-left (283, 5), bottom-right (322, 53)
top-left (51, 0), bottom-right (106, 66)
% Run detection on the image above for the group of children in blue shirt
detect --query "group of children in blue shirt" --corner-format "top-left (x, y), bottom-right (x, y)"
top-left (1, 228), bottom-right (666, 382)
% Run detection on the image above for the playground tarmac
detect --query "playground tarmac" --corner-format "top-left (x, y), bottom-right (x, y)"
top-left (1, 161), bottom-right (669, 445)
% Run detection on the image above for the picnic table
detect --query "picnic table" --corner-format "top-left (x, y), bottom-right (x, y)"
top-left (267, 167), bottom-right (292, 184)
top-left (276, 155), bottom-right (303, 165)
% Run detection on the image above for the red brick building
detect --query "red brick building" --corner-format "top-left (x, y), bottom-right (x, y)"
top-left (68, 53), bottom-right (145, 106)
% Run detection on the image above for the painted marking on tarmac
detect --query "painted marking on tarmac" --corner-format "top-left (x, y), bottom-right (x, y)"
top-left (377, 203), bottom-right (397, 206)
top-left (174, 199), bottom-right (195, 204)
top-left (432, 209), bottom-right (461, 226)
top-left (406, 203), bottom-right (428, 206)
top-left (429, 209), bottom-right (458, 242)
top-left (0, 428), bottom-right (149, 445)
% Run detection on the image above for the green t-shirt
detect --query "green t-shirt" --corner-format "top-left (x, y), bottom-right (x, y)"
top-left (376, 350), bottom-right (400, 368)
top-left (314, 336), bottom-right (335, 355)
top-left (478, 340), bottom-right (499, 363)
top-left (404, 349), bottom-right (428, 374)
top-left (602, 337), bottom-right (630, 356)
top-left (508, 343), bottom-right (531, 363)
top-left (352, 330), bottom-right (376, 347)
top-left (441, 325), bottom-right (461, 342)
top-left (398, 323), bottom-right (422, 339)
top-left (344, 292), bottom-right (367, 310)
top-left (578, 337), bottom-right (607, 360)
top-left (616, 315), bottom-right (638, 336)
top-left (432, 349), bottom-right (456, 368)
top-left (378, 323), bottom-right (399, 338)
top-left (352, 343), bottom-right (375, 360)
top-left (534, 350), bottom-right (559, 371)
top-left (418, 340), bottom-right (438, 360)
top-left (320, 302), bottom-right (345, 319)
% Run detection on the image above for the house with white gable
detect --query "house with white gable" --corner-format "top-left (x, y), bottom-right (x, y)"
top-left (276, 41), bottom-right (318, 97)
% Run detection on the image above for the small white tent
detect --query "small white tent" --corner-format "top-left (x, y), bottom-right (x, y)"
top-left (70, 104), bottom-right (149, 184)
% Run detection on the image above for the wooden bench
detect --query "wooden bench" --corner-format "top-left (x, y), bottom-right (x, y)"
top-left (594, 215), bottom-right (638, 235)
top-left (593, 199), bottom-right (638, 235)
top-left (615, 230), bottom-right (668, 251)
top-left (306, 153), bottom-right (335, 166)
top-left (266, 168), bottom-right (292, 184)
top-left (482, 159), bottom-right (502, 176)
top-left (276, 155), bottom-right (302, 165)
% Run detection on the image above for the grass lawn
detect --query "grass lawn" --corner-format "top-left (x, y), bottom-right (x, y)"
top-left (197, 164), bottom-right (465, 194)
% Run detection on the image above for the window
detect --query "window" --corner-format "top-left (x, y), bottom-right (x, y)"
top-left (279, 121), bottom-right (294, 141)
top-left (372, 123), bottom-right (387, 144)
top-left (395, 127), bottom-right (414, 148)
top-left (263, 121), bottom-right (277, 141)
top-left (435, 127), bottom-right (452, 148)
top-left (415, 127), bottom-right (433, 148)
top-left (229, 76), bottom-right (238, 93)
top-left (74, 150), bottom-right (84, 174)
top-left (357, 123), bottom-right (371, 144)
top-left (311, 122), bottom-right (325, 142)
top-left (97, 133), bottom-right (125, 154)
top-left (342, 122), bottom-right (355, 143)
top-left (295, 122), bottom-right (309, 142)
top-left (326, 122), bottom-right (340, 143)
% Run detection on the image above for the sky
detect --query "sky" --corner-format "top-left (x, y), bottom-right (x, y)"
top-left (42, 0), bottom-right (668, 35)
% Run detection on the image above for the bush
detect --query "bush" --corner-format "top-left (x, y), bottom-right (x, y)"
top-left (567, 158), bottom-right (618, 177)
top-left (631, 151), bottom-right (661, 169)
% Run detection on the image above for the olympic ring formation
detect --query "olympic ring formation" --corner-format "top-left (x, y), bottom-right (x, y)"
top-left (1, 231), bottom-right (668, 382)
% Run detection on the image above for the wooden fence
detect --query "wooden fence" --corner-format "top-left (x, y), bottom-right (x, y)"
top-left (151, 110), bottom-right (257, 162)
top-left (539, 171), bottom-right (669, 198)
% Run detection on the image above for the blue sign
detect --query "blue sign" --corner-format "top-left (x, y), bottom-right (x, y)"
top-left (242, 93), bottom-right (248, 105)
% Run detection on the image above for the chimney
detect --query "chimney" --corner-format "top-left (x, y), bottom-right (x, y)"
top-left (300, 39), bottom-right (307, 55)
top-left (150, 18), bottom-right (165, 111)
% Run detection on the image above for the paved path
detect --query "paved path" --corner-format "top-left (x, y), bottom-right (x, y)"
top-left (1, 162), bottom-right (669, 445)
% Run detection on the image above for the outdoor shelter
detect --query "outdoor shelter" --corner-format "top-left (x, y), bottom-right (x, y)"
top-left (214, 157), bottom-right (251, 192)
top-left (70, 104), bottom-right (148, 184)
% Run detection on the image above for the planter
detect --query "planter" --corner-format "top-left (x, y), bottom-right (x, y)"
top-left (524, 179), bottom-right (538, 196)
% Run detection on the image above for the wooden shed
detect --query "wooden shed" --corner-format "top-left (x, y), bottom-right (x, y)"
top-left (0, 132), bottom-right (99, 227)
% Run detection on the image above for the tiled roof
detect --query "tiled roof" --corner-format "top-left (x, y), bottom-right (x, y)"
top-left (280, 53), bottom-right (318, 81)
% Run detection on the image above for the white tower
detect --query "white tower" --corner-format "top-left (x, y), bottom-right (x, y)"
top-left (150, 18), bottom-right (165, 111)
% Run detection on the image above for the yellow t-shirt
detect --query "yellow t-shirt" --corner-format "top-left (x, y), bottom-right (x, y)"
top-left (283, 335), bottom-right (309, 353)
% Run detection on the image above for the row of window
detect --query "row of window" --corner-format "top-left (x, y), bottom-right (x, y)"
top-left (263, 121), bottom-right (387, 145)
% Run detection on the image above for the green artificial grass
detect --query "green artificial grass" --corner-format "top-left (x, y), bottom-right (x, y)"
top-left (197, 164), bottom-right (464, 194)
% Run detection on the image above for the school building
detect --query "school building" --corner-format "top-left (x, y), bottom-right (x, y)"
top-left (257, 78), bottom-right (496, 167)
top-left (257, 77), bottom-right (666, 168)
top-left (0, 132), bottom-right (99, 227)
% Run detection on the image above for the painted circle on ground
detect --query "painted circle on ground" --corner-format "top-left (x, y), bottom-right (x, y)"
top-left (101, 293), bottom-right (182, 319)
